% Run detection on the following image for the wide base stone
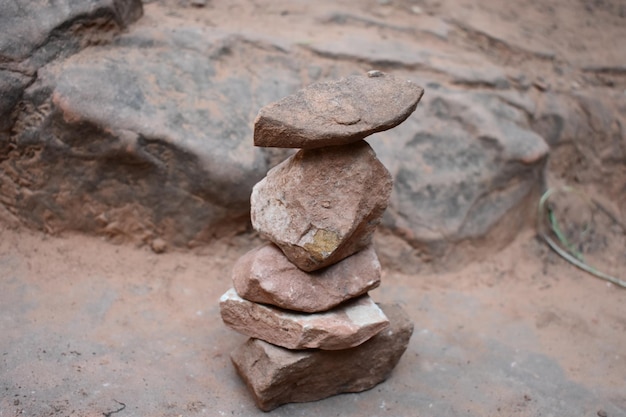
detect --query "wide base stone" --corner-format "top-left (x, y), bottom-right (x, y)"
top-left (230, 303), bottom-right (414, 412)
top-left (219, 289), bottom-right (389, 350)
top-left (232, 243), bottom-right (381, 313)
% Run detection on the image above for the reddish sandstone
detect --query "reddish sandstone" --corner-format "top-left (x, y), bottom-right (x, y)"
top-left (219, 289), bottom-right (389, 350)
top-left (250, 141), bottom-right (392, 272)
top-left (232, 243), bottom-right (381, 313)
top-left (230, 303), bottom-right (414, 411)
top-left (253, 72), bottom-right (424, 149)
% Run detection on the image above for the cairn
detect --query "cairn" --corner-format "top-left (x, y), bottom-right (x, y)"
top-left (219, 71), bottom-right (424, 411)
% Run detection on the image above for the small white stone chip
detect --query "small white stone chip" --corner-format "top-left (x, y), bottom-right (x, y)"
top-left (367, 70), bottom-right (384, 78)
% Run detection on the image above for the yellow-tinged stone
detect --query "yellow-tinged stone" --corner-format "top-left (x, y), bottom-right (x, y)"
top-left (250, 141), bottom-right (393, 271)
top-left (304, 229), bottom-right (341, 261)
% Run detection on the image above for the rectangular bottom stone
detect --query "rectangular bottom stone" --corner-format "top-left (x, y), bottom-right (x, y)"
top-left (230, 303), bottom-right (413, 411)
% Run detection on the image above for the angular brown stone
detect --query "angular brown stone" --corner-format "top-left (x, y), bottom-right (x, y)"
top-left (219, 289), bottom-right (389, 350)
top-left (250, 141), bottom-right (393, 272)
top-left (230, 303), bottom-right (414, 411)
top-left (253, 72), bottom-right (424, 149)
top-left (232, 243), bottom-right (381, 312)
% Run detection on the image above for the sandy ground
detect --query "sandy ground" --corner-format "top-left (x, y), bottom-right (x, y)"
top-left (1, 224), bottom-right (625, 416)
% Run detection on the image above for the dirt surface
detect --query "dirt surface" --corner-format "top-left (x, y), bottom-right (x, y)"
top-left (2, 0), bottom-right (626, 416)
top-left (1, 224), bottom-right (625, 416)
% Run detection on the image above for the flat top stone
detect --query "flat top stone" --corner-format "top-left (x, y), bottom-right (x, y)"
top-left (253, 72), bottom-right (424, 149)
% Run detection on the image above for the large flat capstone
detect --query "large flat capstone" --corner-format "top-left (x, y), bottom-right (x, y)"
top-left (253, 72), bottom-right (424, 149)
top-left (230, 303), bottom-right (414, 411)
top-left (232, 243), bottom-right (381, 312)
top-left (251, 140), bottom-right (393, 272)
top-left (219, 289), bottom-right (389, 350)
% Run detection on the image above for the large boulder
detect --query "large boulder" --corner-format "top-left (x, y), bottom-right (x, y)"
top-left (0, 1), bottom-right (570, 267)
top-left (0, 0), bottom-right (142, 70)
top-left (372, 86), bottom-right (549, 266)
top-left (1, 18), bottom-right (302, 247)
top-left (0, 0), bottom-right (143, 139)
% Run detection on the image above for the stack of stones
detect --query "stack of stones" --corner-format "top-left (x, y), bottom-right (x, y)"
top-left (219, 71), bottom-right (424, 411)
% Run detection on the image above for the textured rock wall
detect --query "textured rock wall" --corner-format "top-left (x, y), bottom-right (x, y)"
top-left (0, 0), bottom-right (144, 225)
top-left (1, 0), bottom-right (624, 268)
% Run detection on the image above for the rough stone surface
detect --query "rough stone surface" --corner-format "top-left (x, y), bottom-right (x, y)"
top-left (0, 18), bottom-right (301, 247)
top-left (304, 35), bottom-right (511, 88)
top-left (219, 289), bottom-right (389, 350)
top-left (319, 11), bottom-right (451, 40)
top-left (0, 71), bottom-right (31, 132)
top-left (232, 243), bottom-right (381, 312)
top-left (251, 140), bottom-right (393, 272)
top-left (3, 0), bottom-right (624, 272)
top-left (253, 72), bottom-right (423, 149)
top-left (371, 87), bottom-right (550, 267)
top-left (0, 0), bottom-right (142, 70)
top-left (534, 90), bottom-right (626, 215)
top-left (0, 0), bottom-right (143, 145)
top-left (230, 303), bottom-right (413, 411)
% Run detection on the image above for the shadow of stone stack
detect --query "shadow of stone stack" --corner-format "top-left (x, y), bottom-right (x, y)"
top-left (219, 71), bottom-right (424, 411)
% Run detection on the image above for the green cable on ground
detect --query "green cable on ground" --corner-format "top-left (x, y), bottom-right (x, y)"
top-left (547, 207), bottom-right (585, 262)
top-left (538, 186), bottom-right (626, 289)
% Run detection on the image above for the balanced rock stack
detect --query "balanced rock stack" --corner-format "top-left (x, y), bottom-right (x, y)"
top-left (219, 71), bottom-right (424, 411)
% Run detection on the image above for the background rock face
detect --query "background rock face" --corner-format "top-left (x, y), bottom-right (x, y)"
top-left (0, 0), bottom-right (142, 145)
top-left (372, 89), bottom-right (549, 264)
top-left (1, 0), bottom-right (624, 268)
top-left (1, 18), bottom-right (301, 246)
top-left (0, 0), bottom-right (142, 70)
